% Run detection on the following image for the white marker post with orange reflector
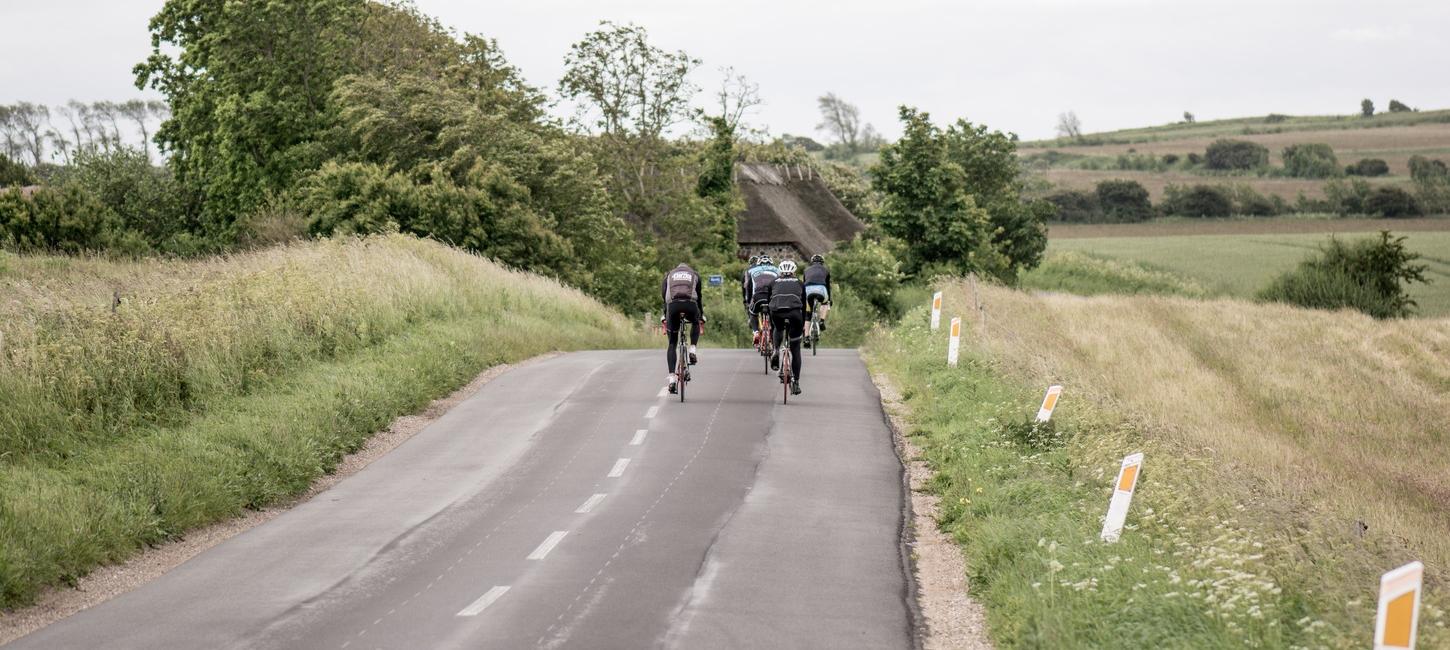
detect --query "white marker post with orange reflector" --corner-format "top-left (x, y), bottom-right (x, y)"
top-left (1100, 452), bottom-right (1143, 543)
top-left (1375, 561), bottom-right (1424, 649)
top-left (947, 317), bottom-right (962, 367)
top-left (1035, 385), bottom-right (1063, 423)
top-left (930, 292), bottom-right (943, 330)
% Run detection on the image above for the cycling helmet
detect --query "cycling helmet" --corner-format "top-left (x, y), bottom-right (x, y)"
top-left (810, 254), bottom-right (824, 264)
top-left (748, 255), bottom-right (760, 265)
top-left (779, 260), bottom-right (797, 274)
top-left (759, 254), bottom-right (773, 265)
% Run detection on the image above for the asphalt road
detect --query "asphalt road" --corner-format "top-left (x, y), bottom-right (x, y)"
top-left (10, 349), bottom-right (916, 650)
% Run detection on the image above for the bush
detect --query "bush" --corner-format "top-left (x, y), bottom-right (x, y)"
top-left (1388, 99), bottom-right (1412, 113)
top-left (1163, 184), bottom-right (1232, 217)
top-left (1257, 231), bottom-right (1427, 318)
top-left (831, 233), bottom-right (906, 316)
top-left (1044, 189), bottom-right (1101, 223)
top-left (1323, 179), bottom-right (1374, 215)
top-left (0, 153), bottom-right (33, 187)
top-left (1265, 113), bottom-right (1289, 124)
top-left (1094, 179), bottom-right (1154, 222)
top-left (1162, 153), bottom-right (1180, 165)
top-left (1205, 139), bottom-right (1269, 171)
top-left (1281, 143), bottom-right (1341, 179)
top-left (1365, 186), bottom-right (1422, 217)
top-left (1230, 185), bottom-right (1282, 216)
top-left (1345, 158), bottom-right (1390, 177)
top-left (1186, 152), bottom-right (1203, 166)
top-left (0, 184), bottom-right (146, 254)
top-left (63, 147), bottom-right (190, 251)
top-left (1408, 156), bottom-right (1449, 183)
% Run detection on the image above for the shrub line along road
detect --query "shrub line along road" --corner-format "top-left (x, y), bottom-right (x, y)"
top-left (9, 350), bottom-right (916, 649)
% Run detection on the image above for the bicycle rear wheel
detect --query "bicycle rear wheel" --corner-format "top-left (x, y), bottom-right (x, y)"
top-left (781, 350), bottom-right (791, 404)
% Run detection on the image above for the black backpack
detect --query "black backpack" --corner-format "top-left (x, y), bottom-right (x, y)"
top-left (667, 268), bottom-right (698, 301)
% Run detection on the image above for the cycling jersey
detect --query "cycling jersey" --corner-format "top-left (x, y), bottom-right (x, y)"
top-left (803, 261), bottom-right (831, 293)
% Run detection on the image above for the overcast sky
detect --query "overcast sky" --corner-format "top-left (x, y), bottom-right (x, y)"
top-left (4, 0), bottom-right (1448, 141)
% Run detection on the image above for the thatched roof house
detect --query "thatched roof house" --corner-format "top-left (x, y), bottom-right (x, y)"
top-left (734, 162), bottom-right (864, 261)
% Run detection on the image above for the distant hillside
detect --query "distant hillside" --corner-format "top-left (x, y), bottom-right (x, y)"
top-left (1024, 108), bottom-right (1450, 148)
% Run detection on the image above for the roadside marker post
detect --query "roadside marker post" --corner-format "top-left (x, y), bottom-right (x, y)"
top-left (930, 292), bottom-right (943, 330)
top-left (1035, 385), bottom-right (1064, 422)
top-left (1375, 561), bottom-right (1424, 649)
top-left (1100, 452), bottom-right (1143, 543)
top-left (947, 317), bottom-right (961, 367)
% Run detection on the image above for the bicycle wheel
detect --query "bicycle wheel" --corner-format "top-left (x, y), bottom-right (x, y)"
top-left (810, 314), bottom-right (819, 356)
top-left (781, 350), bottom-right (791, 404)
top-left (677, 340), bottom-right (686, 403)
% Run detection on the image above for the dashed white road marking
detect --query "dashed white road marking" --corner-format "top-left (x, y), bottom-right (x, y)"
top-left (528, 531), bottom-right (569, 560)
top-left (457, 585), bottom-right (511, 617)
top-left (645, 406), bottom-right (659, 419)
top-left (575, 493), bottom-right (607, 513)
top-left (630, 429), bottom-right (647, 445)
top-left (607, 458), bottom-right (630, 478)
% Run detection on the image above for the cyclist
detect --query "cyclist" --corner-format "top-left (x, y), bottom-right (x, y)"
top-left (740, 255), bottom-right (760, 336)
top-left (765, 260), bottom-right (805, 396)
top-left (662, 262), bottom-right (705, 394)
top-left (803, 254), bottom-right (832, 333)
top-left (744, 254), bottom-right (779, 346)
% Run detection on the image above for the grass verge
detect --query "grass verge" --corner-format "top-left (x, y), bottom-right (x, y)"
top-left (864, 283), bottom-right (1447, 648)
top-left (0, 235), bottom-right (649, 609)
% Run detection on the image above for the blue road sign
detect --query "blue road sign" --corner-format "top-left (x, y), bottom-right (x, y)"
top-left (708, 275), bottom-right (724, 287)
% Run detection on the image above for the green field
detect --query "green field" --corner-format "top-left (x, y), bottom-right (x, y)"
top-left (1044, 230), bottom-right (1450, 317)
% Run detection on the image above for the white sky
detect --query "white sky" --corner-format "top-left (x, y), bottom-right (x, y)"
top-left (3, 0), bottom-right (1448, 141)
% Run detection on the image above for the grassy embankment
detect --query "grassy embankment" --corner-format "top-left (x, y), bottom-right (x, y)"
top-left (0, 235), bottom-right (650, 609)
top-left (1029, 227), bottom-right (1450, 317)
top-left (866, 277), bottom-right (1449, 647)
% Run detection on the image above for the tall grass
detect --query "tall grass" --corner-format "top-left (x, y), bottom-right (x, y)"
top-left (867, 282), bottom-right (1449, 647)
top-left (1020, 251), bottom-right (1208, 298)
top-left (0, 235), bottom-right (649, 608)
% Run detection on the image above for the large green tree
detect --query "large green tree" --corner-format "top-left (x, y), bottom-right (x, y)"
top-left (135, 0), bottom-right (367, 234)
top-left (871, 107), bottom-right (1048, 280)
top-left (871, 107), bottom-right (998, 276)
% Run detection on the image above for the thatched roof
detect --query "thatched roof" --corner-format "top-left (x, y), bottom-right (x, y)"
top-left (734, 162), bottom-right (864, 254)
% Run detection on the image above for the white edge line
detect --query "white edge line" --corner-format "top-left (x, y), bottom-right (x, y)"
top-left (630, 429), bottom-right (647, 445)
top-left (527, 531), bottom-right (568, 560)
top-left (607, 458), bottom-right (630, 478)
top-left (645, 406), bottom-right (660, 419)
top-left (657, 387), bottom-right (668, 397)
top-left (575, 493), bottom-right (607, 514)
top-left (457, 585), bottom-right (511, 617)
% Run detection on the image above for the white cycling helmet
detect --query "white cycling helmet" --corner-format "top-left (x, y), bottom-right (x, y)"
top-left (779, 260), bottom-right (797, 274)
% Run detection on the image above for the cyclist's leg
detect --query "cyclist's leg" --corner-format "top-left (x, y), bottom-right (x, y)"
top-left (665, 302), bottom-right (682, 374)
top-left (770, 310), bottom-right (785, 370)
top-left (686, 302), bottom-right (702, 345)
top-left (787, 312), bottom-right (804, 379)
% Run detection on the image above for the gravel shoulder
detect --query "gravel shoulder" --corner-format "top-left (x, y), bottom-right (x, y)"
top-left (872, 370), bottom-right (994, 650)
top-left (0, 354), bottom-right (557, 647)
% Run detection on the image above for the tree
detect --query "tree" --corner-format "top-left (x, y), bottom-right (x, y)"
top-left (871, 106), bottom-right (997, 276)
top-left (816, 93), bottom-right (862, 153)
top-left (8, 103), bottom-right (51, 166)
top-left (1282, 143), bottom-right (1341, 179)
top-left (1204, 139), bottom-right (1269, 170)
top-left (1388, 99), bottom-right (1412, 113)
top-left (559, 21), bottom-right (700, 140)
top-left (1056, 111), bottom-right (1082, 139)
top-left (1361, 98), bottom-right (1375, 117)
top-left (135, 0), bottom-right (368, 234)
top-left (942, 118), bottom-right (1049, 277)
top-left (1183, 111), bottom-right (1195, 124)
top-left (714, 66), bottom-right (761, 139)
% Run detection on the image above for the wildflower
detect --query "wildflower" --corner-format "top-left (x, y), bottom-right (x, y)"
top-left (1048, 560), bottom-right (1065, 573)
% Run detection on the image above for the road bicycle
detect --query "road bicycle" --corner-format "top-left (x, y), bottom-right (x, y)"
top-left (777, 332), bottom-right (802, 404)
top-left (754, 304), bottom-right (774, 375)
top-left (674, 319), bottom-right (692, 402)
top-left (807, 305), bottom-right (822, 356)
